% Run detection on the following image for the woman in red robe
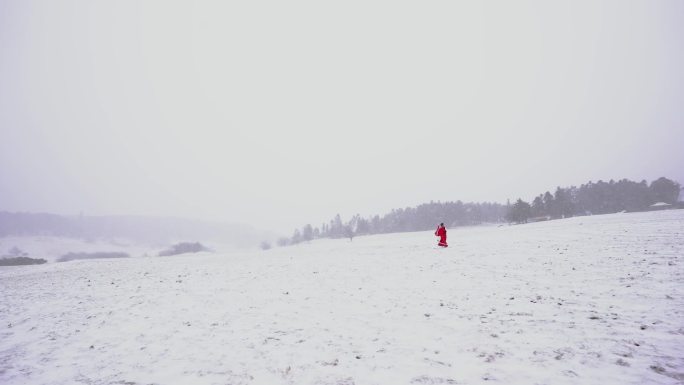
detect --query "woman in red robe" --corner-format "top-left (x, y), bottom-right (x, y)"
top-left (435, 223), bottom-right (448, 247)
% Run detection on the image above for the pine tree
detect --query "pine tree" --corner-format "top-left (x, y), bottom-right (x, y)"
top-left (291, 229), bottom-right (302, 244)
top-left (543, 191), bottom-right (555, 217)
top-left (650, 177), bottom-right (680, 204)
top-left (302, 224), bottom-right (313, 242)
top-left (506, 199), bottom-right (532, 224)
top-left (531, 195), bottom-right (545, 217)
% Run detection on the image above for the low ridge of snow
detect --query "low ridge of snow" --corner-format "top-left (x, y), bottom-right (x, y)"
top-left (1, 210), bottom-right (683, 384)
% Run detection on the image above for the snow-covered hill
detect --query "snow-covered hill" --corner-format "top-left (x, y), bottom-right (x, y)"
top-left (1, 210), bottom-right (683, 385)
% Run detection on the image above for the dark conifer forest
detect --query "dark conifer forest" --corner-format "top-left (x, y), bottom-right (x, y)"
top-left (283, 177), bottom-right (681, 245)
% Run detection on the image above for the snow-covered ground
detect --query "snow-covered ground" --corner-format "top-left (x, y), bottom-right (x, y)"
top-left (1, 210), bottom-right (683, 385)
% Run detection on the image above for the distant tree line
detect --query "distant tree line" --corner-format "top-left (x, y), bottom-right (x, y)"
top-left (0, 256), bottom-right (47, 266)
top-left (0, 246), bottom-right (47, 266)
top-left (280, 201), bottom-right (507, 246)
top-left (283, 176), bottom-right (681, 244)
top-left (506, 177), bottom-right (681, 224)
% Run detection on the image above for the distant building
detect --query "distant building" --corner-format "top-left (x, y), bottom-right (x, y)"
top-left (649, 202), bottom-right (672, 211)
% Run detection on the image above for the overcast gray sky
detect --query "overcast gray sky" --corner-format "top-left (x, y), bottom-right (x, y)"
top-left (1, 1), bottom-right (683, 233)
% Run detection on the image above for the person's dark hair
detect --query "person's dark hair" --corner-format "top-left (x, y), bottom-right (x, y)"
top-left (440, 223), bottom-right (444, 227)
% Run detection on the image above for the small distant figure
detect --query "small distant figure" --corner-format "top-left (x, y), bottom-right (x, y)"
top-left (435, 223), bottom-right (448, 247)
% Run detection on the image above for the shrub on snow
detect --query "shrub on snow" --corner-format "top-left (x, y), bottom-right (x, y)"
top-left (0, 257), bottom-right (47, 266)
top-left (158, 242), bottom-right (209, 257)
top-left (57, 252), bottom-right (129, 262)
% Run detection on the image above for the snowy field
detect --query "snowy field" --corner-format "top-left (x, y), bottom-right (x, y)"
top-left (1, 210), bottom-right (683, 385)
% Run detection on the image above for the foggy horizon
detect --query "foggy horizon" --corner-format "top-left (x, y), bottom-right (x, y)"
top-left (2, 1), bottom-right (683, 235)
top-left (0, 174), bottom-right (680, 236)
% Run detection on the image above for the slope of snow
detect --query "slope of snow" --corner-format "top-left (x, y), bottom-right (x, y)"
top-left (1, 210), bottom-right (683, 385)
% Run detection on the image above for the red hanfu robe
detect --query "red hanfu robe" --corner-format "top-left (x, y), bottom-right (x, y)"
top-left (435, 226), bottom-right (448, 247)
